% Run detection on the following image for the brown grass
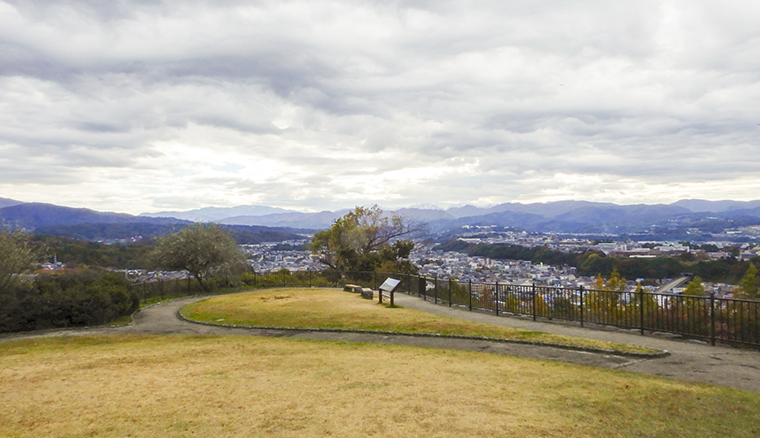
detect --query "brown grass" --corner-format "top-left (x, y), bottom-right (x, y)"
top-left (181, 288), bottom-right (658, 354)
top-left (1, 335), bottom-right (758, 438)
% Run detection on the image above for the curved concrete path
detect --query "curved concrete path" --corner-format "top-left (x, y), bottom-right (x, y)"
top-left (2, 292), bottom-right (758, 393)
top-left (393, 293), bottom-right (760, 393)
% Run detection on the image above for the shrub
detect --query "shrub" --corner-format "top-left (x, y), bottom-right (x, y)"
top-left (0, 269), bottom-right (139, 332)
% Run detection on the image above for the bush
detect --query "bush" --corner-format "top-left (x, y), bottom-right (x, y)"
top-left (0, 269), bottom-right (139, 332)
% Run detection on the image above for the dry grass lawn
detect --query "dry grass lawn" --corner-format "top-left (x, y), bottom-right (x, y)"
top-left (1, 335), bottom-right (758, 438)
top-left (181, 288), bottom-right (658, 354)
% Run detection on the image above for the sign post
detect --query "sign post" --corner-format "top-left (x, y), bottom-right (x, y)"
top-left (379, 277), bottom-right (402, 306)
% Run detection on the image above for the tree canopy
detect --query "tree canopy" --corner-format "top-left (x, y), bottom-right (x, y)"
top-left (736, 264), bottom-right (759, 299)
top-left (311, 205), bottom-right (420, 274)
top-left (683, 276), bottom-right (706, 296)
top-left (150, 223), bottom-right (247, 291)
top-left (0, 228), bottom-right (41, 292)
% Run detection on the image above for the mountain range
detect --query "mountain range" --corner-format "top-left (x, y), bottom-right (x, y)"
top-left (5, 197), bottom-right (760, 241)
top-left (0, 201), bottom-right (305, 243)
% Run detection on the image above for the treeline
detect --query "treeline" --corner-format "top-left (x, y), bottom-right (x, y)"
top-left (436, 240), bottom-right (757, 284)
top-left (28, 226), bottom-right (305, 270)
top-left (0, 269), bottom-right (139, 333)
top-left (30, 235), bottom-right (154, 269)
top-left (33, 222), bottom-right (303, 245)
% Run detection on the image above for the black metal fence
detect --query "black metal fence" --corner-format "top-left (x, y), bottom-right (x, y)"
top-left (341, 271), bottom-right (760, 349)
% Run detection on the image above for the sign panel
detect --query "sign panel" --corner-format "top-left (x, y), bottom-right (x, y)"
top-left (379, 277), bottom-right (401, 292)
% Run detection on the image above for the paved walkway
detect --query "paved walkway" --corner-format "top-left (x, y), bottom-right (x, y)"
top-left (2, 292), bottom-right (758, 393)
top-left (393, 293), bottom-right (760, 393)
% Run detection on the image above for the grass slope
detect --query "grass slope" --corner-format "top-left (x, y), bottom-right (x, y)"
top-left (1, 335), bottom-right (758, 438)
top-left (181, 287), bottom-right (659, 354)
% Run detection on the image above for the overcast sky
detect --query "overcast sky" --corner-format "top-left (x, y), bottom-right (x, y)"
top-left (1, 0), bottom-right (759, 214)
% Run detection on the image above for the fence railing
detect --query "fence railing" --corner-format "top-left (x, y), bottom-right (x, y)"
top-left (133, 270), bottom-right (760, 349)
top-left (340, 271), bottom-right (760, 349)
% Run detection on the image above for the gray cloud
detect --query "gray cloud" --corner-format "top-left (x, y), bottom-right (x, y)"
top-left (1, 0), bottom-right (759, 213)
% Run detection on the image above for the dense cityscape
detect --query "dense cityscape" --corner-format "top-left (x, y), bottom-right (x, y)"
top-left (105, 228), bottom-right (758, 298)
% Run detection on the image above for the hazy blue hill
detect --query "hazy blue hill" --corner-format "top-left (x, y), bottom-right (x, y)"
top-left (0, 197), bottom-right (23, 209)
top-left (1, 203), bottom-right (135, 229)
top-left (33, 222), bottom-right (305, 244)
top-left (393, 207), bottom-right (455, 222)
top-left (9, 199), bottom-right (760, 240)
top-left (450, 210), bottom-right (547, 229)
top-left (220, 225), bottom-right (307, 244)
top-left (711, 205), bottom-right (760, 219)
top-left (0, 203), bottom-right (185, 231)
top-left (445, 205), bottom-right (493, 218)
top-left (140, 205), bottom-right (296, 222)
top-left (672, 199), bottom-right (760, 212)
top-left (438, 204), bottom-right (695, 234)
top-left (552, 204), bottom-right (690, 224)
top-left (491, 200), bottom-right (617, 218)
top-left (221, 210), bottom-right (349, 229)
top-left (539, 204), bottom-right (692, 233)
top-left (446, 200), bottom-right (617, 220)
top-left (34, 223), bottom-right (188, 241)
top-left (435, 203), bottom-right (684, 233)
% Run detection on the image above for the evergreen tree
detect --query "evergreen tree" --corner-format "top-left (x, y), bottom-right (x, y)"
top-left (683, 276), bottom-right (706, 296)
top-left (737, 264), bottom-right (759, 299)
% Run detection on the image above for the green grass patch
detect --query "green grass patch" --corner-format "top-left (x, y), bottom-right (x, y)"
top-left (181, 287), bottom-right (660, 354)
top-left (0, 335), bottom-right (757, 438)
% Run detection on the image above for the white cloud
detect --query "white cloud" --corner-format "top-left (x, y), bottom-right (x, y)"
top-left (1, 0), bottom-right (759, 214)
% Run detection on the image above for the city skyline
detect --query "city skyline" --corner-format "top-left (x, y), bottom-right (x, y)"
top-left (2, 1), bottom-right (759, 215)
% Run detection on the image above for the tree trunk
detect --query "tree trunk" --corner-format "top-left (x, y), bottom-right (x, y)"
top-left (195, 274), bottom-right (210, 292)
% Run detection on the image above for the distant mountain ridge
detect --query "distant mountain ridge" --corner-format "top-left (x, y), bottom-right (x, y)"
top-left (140, 205), bottom-right (296, 222)
top-left (0, 203), bottom-right (305, 243)
top-left (0, 203), bottom-right (184, 230)
top-left (0, 197), bottom-right (24, 209)
top-left (221, 210), bottom-right (350, 229)
top-left (6, 198), bottom-right (760, 239)
top-left (671, 199), bottom-right (760, 212)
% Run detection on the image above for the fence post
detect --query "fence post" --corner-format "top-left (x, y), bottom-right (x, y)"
top-left (639, 287), bottom-right (645, 336)
top-left (434, 275), bottom-right (438, 305)
top-left (710, 292), bottom-right (716, 346)
top-left (448, 278), bottom-right (452, 307)
top-left (468, 279), bottom-right (472, 311)
top-left (579, 285), bottom-right (584, 327)
top-left (495, 281), bottom-right (499, 316)
top-left (532, 283), bottom-right (537, 321)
